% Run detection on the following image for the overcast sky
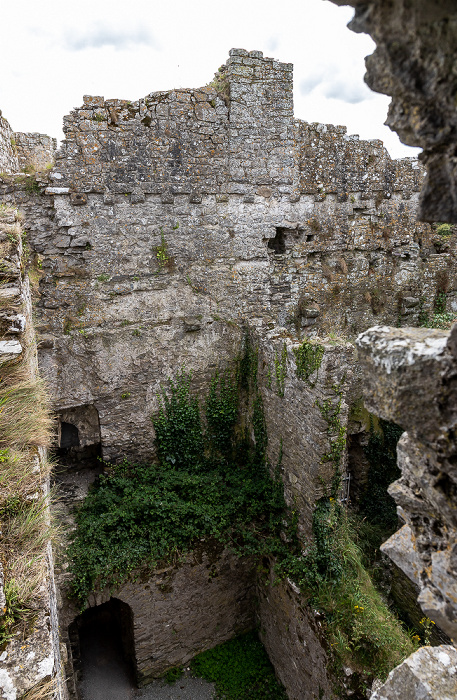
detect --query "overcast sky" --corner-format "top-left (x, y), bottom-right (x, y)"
top-left (0, 0), bottom-right (419, 160)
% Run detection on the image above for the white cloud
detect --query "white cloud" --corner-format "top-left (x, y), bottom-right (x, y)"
top-left (64, 23), bottom-right (158, 51)
top-left (300, 67), bottom-right (375, 105)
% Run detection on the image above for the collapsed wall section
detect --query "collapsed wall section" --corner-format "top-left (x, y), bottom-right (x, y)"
top-left (14, 132), bottom-right (57, 173)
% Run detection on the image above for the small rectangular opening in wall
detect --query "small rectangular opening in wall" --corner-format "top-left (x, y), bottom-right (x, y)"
top-left (306, 234), bottom-right (315, 242)
top-left (267, 228), bottom-right (287, 255)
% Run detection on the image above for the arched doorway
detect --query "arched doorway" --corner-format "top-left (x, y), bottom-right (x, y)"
top-left (57, 405), bottom-right (102, 469)
top-left (69, 598), bottom-right (137, 700)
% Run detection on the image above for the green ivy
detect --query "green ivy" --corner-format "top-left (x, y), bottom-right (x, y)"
top-left (316, 384), bottom-right (346, 498)
top-left (293, 339), bottom-right (324, 385)
top-left (68, 358), bottom-right (287, 605)
top-left (273, 343), bottom-right (287, 397)
top-left (191, 631), bottom-right (287, 700)
top-left (205, 369), bottom-right (239, 460)
top-left (153, 369), bottom-right (204, 471)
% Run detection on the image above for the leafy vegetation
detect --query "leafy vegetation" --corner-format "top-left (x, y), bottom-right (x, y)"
top-left (68, 355), bottom-right (287, 604)
top-left (191, 631), bottom-right (287, 700)
top-left (155, 229), bottom-right (172, 270)
top-left (273, 343), bottom-right (287, 397)
top-left (419, 289), bottom-right (457, 329)
top-left (293, 338), bottom-right (324, 384)
top-left (68, 339), bottom-right (416, 682)
top-left (277, 499), bottom-right (416, 681)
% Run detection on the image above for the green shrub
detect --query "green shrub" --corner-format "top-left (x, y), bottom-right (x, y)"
top-left (277, 499), bottom-right (416, 680)
top-left (68, 366), bottom-right (286, 604)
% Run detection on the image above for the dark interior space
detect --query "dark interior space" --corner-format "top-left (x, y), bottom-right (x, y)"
top-left (69, 598), bottom-right (137, 700)
top-left (267, 228), bottom-right (287, 254)
top-left (60, 422), bottom-right (80, 448)
top-left (56, 441), bottom-right (103, 470)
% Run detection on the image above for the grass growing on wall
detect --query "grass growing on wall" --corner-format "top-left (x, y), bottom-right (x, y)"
top-left (191, 631), bottom-right (287, 699)
top-left (277, 499), bottom-right (416, 681)
top-left (0, 206), bottom-right (56, 646)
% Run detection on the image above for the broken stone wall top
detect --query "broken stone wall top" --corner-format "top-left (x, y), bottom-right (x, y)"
top-left (54, 49), bottom-right (422, 202)
top-left (14, 131), bottom-right (57, 172)
top-left (0, 113), bottom-right (19, 174)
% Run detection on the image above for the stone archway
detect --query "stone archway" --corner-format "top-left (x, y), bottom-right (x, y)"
top-left (69, 598), bottom-right (137, 700)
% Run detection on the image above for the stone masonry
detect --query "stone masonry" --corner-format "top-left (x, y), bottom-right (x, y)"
top-left (0, 207), bottom-right (65, 700)
top-left (0, 115), bottom-right (18, 174)
top-left (14, 132), bottom-right (56, 173)
top-left (1, 48), bottom-right (457, 699)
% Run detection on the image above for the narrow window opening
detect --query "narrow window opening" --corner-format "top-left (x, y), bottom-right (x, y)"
top-left (306, 234), bottom-right (315, 242)
top-left (267, 228), bottom-right (287, 254)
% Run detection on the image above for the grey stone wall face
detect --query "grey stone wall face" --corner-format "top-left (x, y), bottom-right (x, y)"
top-left (58, 547), bottom-right (256, 692)
top-left (14, 131), bottom-right (56, 172)
top-left (0, 115), bottom-right (19, 174)
top-left (0, 208), bottom-right (65, 700)
top-left (257, 572), bottom-right (334, 700)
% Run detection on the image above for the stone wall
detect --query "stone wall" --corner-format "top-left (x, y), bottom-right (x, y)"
top-left (0, 49), bottom-right (453, 474)
top-left (257, 332), bottom-right (355, 535)
top-left (14, 131), bottom-right (56, 172)
top-left (60, 547), bottom-right (256, 695)
top-left (2, 48), bottom-right (457, 699)
top-left (0, 114), bottom-right (19, 174)
top-left (0, 207), bottom-right (65, 700)
top-left (258, 571), bottom-right (334, 700)
top-left (329, 1), bottom-right (457, 223)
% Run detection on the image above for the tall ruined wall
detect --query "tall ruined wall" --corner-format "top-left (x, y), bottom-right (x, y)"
top-left (0, 114), bottom-right (19, 174)
top-left (1, 49), bottom-right (457, 698)
top-left (0, 49), bottom-right (452, 473)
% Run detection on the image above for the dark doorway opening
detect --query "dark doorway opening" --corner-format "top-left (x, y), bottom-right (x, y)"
top-left (60, 422), bottom-right (80, 448)
top-left (69, 598), bottom-right (137, 700)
